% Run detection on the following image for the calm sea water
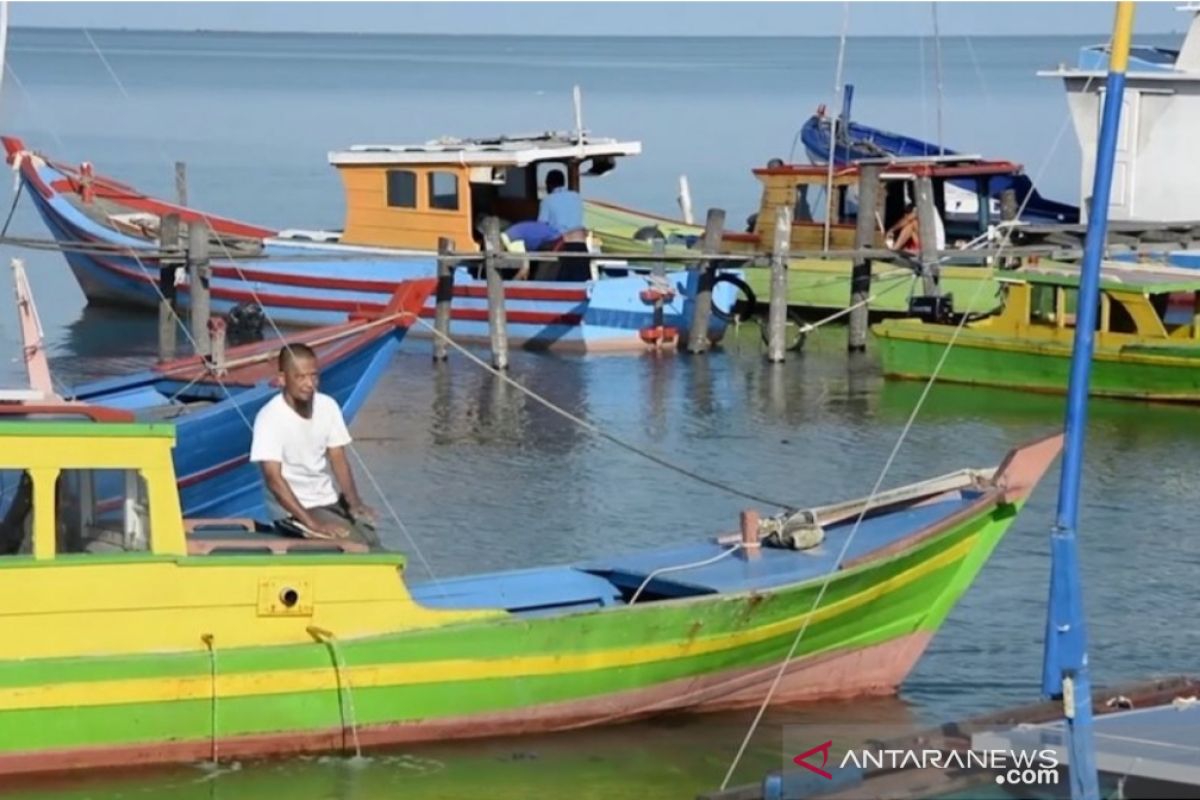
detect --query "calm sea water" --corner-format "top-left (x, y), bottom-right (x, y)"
top-left (0, 26), bottom-right (1196, 800)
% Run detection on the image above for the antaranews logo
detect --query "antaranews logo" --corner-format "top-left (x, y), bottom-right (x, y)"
top-left (789, 736), bottom-right (1060, 790)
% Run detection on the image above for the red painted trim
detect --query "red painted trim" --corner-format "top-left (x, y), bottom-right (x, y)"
top-left (177, 453), bottom-right (248, 488)
top-left (210, 264), bottom-right (400, 294)
top-left (0, 403), bottom-right (135, 422)
top-left (453, 284), bottom-right (588, 302)
top-left (418, 307), bottom-right (584, 326)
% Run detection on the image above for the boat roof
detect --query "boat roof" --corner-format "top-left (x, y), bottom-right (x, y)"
top-left (1012, 260), bottom-right (1200, 293)
top-left (0, 421), bottom-right (174, 438)
top-left (754, 156), bottom-right (1022, 180)
top-left (328, 131), bottom-right (642, 167)
top-left (1039, 6), bottom-right (1200, 78)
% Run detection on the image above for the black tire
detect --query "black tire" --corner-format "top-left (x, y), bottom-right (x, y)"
top-left (759, 308), bottom-right (808, 352)
top-left (710, 273), bottom-right (758, 323)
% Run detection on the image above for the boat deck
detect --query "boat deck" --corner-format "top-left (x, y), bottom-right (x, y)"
top-left (974, 699), bottom-right (1200, 790)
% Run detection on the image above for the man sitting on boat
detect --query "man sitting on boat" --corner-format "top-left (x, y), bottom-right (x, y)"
top-left (250, 343), bottom-right (379, 545)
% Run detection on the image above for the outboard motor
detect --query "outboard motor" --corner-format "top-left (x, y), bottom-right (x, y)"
top-left (226, 302), bottom-right (266, 346)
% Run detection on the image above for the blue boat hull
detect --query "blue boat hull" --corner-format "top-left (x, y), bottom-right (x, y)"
top-left (65, 329), bottom-right (405, 520)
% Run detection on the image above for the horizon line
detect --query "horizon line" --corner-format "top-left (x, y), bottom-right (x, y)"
top-left (7, 24), bottom-right (1185, 40)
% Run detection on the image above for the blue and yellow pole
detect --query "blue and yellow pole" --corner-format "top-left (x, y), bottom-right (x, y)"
top-left (1042, 4), bottom-right (1134, 800)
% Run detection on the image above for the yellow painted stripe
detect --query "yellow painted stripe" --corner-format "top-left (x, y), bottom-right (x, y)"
top-left (0, 533), bottom-right (981, 712)
top-left (1109, 2), bottom-right (1135, 74)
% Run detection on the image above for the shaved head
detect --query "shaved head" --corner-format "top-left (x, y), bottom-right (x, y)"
top-left (278, 343), bottom-right (317, 372)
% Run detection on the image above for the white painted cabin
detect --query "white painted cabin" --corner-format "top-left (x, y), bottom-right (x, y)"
top-left (1040, 7), bottom-right (1199, 223)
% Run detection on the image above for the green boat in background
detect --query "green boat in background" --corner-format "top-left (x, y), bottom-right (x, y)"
top-left (873, 260), bottom-right (1200, 402)
top-left (586, 155), bottom-right (1041, 316)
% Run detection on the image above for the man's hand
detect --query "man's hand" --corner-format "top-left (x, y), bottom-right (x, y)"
top-left (349, 503), bottom-right (378, 527)
top-left (301, 519), bottom-right (350, 540)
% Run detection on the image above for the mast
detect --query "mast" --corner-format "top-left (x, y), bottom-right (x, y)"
top-left (1041, 4), bottom-right (1135, 800)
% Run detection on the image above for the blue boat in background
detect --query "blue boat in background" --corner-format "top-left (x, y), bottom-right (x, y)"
top-left (2, 275), bottom-right (434, 521)
top-left (800, 85), bottom-right (1080, 225)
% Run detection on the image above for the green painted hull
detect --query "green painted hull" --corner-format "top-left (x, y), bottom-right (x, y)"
top-left (584, 201), bottom-right (1003, 315)
top-left (875, 325), bottom-right (1200, 401)
top-left (0, 498), bottom-right (1023, 766)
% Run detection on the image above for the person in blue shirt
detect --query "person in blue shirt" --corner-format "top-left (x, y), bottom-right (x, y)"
top-left (538, 168), bottom-right (584, 234)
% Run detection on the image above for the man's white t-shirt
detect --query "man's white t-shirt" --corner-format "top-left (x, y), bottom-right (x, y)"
top-left (250, 392), bottom-right (352, 516)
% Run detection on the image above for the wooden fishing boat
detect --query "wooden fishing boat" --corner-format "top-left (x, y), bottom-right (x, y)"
top-left (799, 85), bottom-right (1079, 225)
top-left (2, 133), bottom-right (739, 353)
top-left (873, 260), bottom-right (1200, 402)
top-left (586, 156), bottom-right (1040, 317)
top-left (0, 420), bottom-right (1060, 776)
top-left (1, 258), bottom-right (434, 518)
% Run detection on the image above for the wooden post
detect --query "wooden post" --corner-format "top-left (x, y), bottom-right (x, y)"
top-left (999, 188), bottom-right (1019, 268)
top-left (433, 237), bottom-right (454, 362)
top-left (686, 208), bottom-right (725, 355)
top-left (849, 164), bottom-right (882, 352)
top-left (766, 205), bottom-right (792, 363)
top-left (651, 236), bottom-right (667, 349)
top-left (482, 217), bottom-right (509, 370)
top-left (175, 161), bottom-right (188, 207)
top-left (207, 317), bottom-right (227, 375)
top-left (187, 219), bottom-right (212, 358)
top-left (157, 213), bottom-right (182, 363)
top-left (914, 175), bottom-right (940, 297)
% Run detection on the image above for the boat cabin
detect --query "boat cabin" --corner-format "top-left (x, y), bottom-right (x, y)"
top-left (0, 421), bottom-right (501, 659)
top-left (728, 155), bottom-right (1033, 255)
top-left (988, 261), bottom-right (1200, 344)
top-left (329, 132), bottom-right (642, 252)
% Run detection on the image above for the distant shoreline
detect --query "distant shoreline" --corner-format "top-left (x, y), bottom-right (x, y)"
top-left (8, 24), bottom-right (1185, 40)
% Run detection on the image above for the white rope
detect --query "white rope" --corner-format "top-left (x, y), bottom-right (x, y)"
top-left (628, 544), bottom-right (743, 606)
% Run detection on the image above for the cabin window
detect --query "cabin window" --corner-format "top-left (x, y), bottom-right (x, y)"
top-left (498, 167), bottom-right (532, 200)
top-left (55, 469), bottom-right (152, 554)
top-left (427, 171), bottom-right (460, 211)
top-left (386, 170), bottom-right (417, 209)
top-left (0, 470), bottom-right (34, 556)
top-left (1030, 285), bottom-right (1057, 324)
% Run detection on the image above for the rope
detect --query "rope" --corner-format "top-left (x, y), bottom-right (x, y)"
top-left (416, 318), bottom-right (796, 509)
top-left (718, 63), bottom-right (1104, 794)
top-left (629, 544), bottom-right (743, 605)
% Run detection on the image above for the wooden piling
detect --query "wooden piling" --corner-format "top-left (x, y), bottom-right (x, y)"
top-left (207, 317), bottom-right (227, 375)
top-left (998, 187), bottom-right (1020, 268)
top-left (766, 205), bottom-right (792, 363)
top-left (849, 164), bottom-right (882, 352)
top-left (433, 237), bottom-right (454, 362)
top-left (174, 161), bottom-right (188, 207)
top-left (686, 208), bottom-right (725, 355)
top-left (482, 217), bottom-right (509, 370)
top-left (651, 236), bottom-right (668, 349)
top-left (914, 175), bottom-right (940, 297)
top-left (187, 219), bottom-right (212, 358)
top-left (157, 213), bottom-right (182, 363)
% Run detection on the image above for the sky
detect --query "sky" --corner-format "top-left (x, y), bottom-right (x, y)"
top-left (7, 1), bottom-right (1192, 38)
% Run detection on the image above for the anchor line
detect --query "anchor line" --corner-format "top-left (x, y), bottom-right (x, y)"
top-left (717, 64), bottom-right (1107, 797)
